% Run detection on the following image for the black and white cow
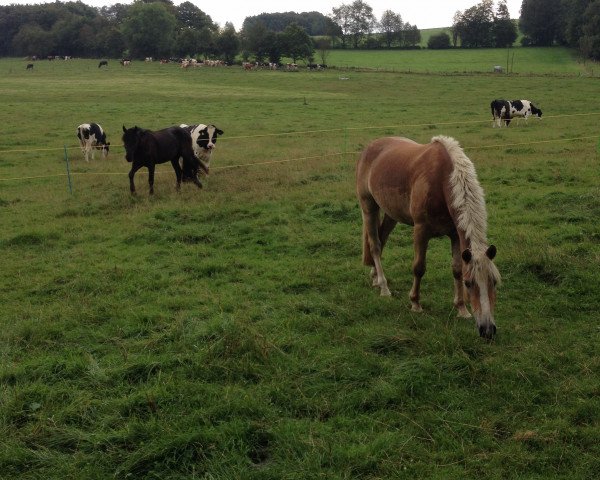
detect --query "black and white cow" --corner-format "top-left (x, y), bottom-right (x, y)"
top-left (491, 99), bottom-right (542, 127)
top-left (508, 99), bottom-right (542, 125)
top-left (76, 123), bottom-right (110, 161)
top-left (179, 124), bottom-right (224, 173)
top-left (491, 99), bottom-right (511, 127)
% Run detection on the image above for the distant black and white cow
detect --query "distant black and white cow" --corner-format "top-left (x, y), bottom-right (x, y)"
top-left (491, 99), bottom-right (511, 127)
top-left (26, 63), bottom-right (34, 70)
top-left (98, 60), bottom-right (108, 68)
top-left (179, 124), bottom-right (224, 173)
top-left (508, 99), bottom-right (542, 125)
top-left (76, 123), bottom-right (110, 161)
top-left (491, 99), bottom-right (542, 127)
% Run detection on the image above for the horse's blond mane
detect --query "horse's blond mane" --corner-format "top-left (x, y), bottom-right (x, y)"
top-left (431, 135), bottom-right (488, 252)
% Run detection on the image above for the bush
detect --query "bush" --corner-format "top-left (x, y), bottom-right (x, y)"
top-left (428, 32), bottom-right (451, 49)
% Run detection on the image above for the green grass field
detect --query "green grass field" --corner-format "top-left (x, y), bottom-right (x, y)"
top-left (1, 50), bottom-right (599, 479)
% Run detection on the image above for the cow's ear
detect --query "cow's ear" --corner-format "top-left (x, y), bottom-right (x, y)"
top-left (216, 128), bottom-right (224, 135)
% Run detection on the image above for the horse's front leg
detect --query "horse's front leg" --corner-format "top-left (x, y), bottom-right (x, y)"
top-left (409, 224), bottom-right (429, 312)
top-left (451, 234), bottom-right (471, 318)
top-left (361, 209), bottom-right (391, 296)
top-left (148, 163), bottom-right (156, 194)
top-left (128, 162), bottom-right (143, 194)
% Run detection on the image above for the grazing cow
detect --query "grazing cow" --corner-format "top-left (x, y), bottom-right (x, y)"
top-left (508, 99), bottom-right (542, 125)
top-left (120, 59), bottom-right (131, 66)
top-left (26, 63), bottom-right (34, 70)
top-left (122, 125), bottom-right (206, 194)
top-left (490, 99), bottom-right (511, 127)
top-left (98, 60), bottom-right (108, 68)
top-left (76, 123), bottom-right (110, 162)
top-left (179, 124), bottom-right (224, 173)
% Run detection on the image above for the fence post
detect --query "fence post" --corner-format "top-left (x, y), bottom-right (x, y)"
top-left (64, 145), bottom-right (73, 195)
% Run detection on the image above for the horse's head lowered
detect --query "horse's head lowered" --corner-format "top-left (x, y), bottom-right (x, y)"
top-left (122, 125), bottom-right (144, 163)
top-left (462, 245), bottom-right (500, 339)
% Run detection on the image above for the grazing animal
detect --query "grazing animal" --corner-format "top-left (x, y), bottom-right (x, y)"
top-left (26, 63), bottom-right (34, 70)
top-left (508, 99), bottom-right (542, 125)
top-left (120, 59), bottom-right (131, 66)
top-left (98, 60), bottom-right (108, 68)
top-left (76, 123), bottom-right (110, 161)
top-left (356, 135), bottom-right (500, 339)
top-left (490, 99), bottom-right (511, 127)
top-left (121, 125), bottom-right (206, 194)
top-left (179, 124), bottom-right (224, 173)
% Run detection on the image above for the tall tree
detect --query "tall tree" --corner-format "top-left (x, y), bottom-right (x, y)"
top-left (380, 10), bottom-right (403, 48)
top-left (176, 1), bottom-right (215, 31)
top-left (280, 22), bottom-right (314, 63)
top-left (215, 22), bottom-right (240, 64)
top-left (492, 0), bottom-right (517, 47)
top-left (580, 0), bottom-right (600, 59)
top-left (331, 4), bottom-right (352, 48)
top-left (519, 0), bottom-right (563, 46)
top-left (456, 0), bottom-right (495, 48)
top-left (121, 1), bottom-right (176, 58)
top-left (348, 0), bottom-right (377, 48)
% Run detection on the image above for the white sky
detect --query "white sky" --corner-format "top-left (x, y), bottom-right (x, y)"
top-left (1, 1), bottom-right (523, 30)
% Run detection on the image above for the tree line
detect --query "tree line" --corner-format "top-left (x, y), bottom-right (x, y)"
top-left (0, 0), bottom-right (598, 62)
top-left (431, 0), bottom-right (600, 60)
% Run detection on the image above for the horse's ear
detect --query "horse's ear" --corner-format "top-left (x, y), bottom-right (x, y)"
top-left (122, 125), bottom-right (127, 132)
top-left (486, 245), bottom-right (497, 260)
top-left (462, 249), bottom-right (472, 264)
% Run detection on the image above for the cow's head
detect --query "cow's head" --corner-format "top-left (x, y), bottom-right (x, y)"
top-left (196, 125), bottom-right (224, 151)
top-left (122, 125), bottom-right (143, 163)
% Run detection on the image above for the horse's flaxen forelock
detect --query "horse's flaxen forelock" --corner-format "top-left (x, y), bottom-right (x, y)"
top-left (432, 135), bottom-right (488, 252)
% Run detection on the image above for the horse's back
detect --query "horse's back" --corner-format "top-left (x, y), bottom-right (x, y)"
top-left (357, 137), bottom-right (454, 229)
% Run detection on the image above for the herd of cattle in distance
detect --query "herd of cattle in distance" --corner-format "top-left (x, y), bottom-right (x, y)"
top-left (25, 56), bottom-right (327, 71)
top-left (76, 122), bottom-right (223, 194)
top-left (490, 99), bottom-right (543, 127)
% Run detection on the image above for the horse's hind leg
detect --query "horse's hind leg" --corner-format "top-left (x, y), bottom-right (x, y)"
top-left (409, 224), bottom-right (429, 312)
top-left (361, 208), bottom-right (391, 296)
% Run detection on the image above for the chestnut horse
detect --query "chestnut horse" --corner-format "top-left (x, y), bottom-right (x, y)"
top-left (356, 135), bottom-right (500, 338)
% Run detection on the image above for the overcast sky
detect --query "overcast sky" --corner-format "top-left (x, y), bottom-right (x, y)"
top-left (1, 0), bottom-right (523, 30)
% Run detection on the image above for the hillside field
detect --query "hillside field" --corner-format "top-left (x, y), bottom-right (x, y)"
top-left (0, 51), bottom-right (599, 479)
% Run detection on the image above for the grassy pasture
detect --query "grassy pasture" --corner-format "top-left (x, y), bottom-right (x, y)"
top-left (1, 52), bottom-right (599, 479)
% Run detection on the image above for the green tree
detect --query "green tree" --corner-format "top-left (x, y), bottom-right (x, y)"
top-left (215, 22), bottom-right (239, 63)
top-left (580, 0), bottom-right (600, 59)
top-left (176, 1), bottom-right (215, 31)
top-left (330, 4), bottom-right (352, 48)
top-left (492, 0), bottom-right (517, 47)
top-left (348, 0), bottom-right (376, 48)
top-left (121, 1), bottom-right (176, 58)
top-left (280, 22), bottom-right (314, 63)
top-left (428, 32), bottom-right (451, 49)
top-left (519, 0), bottom-right (563, 46)
top-left (380, 10), bottom-right (403, 48)
top-left (455, 0), bottom-right (494, 47)
top-left (241, 20), bottom-right (270, 62)
top-left (12, 23), bottom-right (55, 56)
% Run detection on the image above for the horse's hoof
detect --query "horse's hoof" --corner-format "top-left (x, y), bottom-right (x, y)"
top-left (457, 308), bottom-right (472, 318)
top-left (411, 303), bottom-right (423, 313)
top-left (380, 288), bottom-right (391, 297)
